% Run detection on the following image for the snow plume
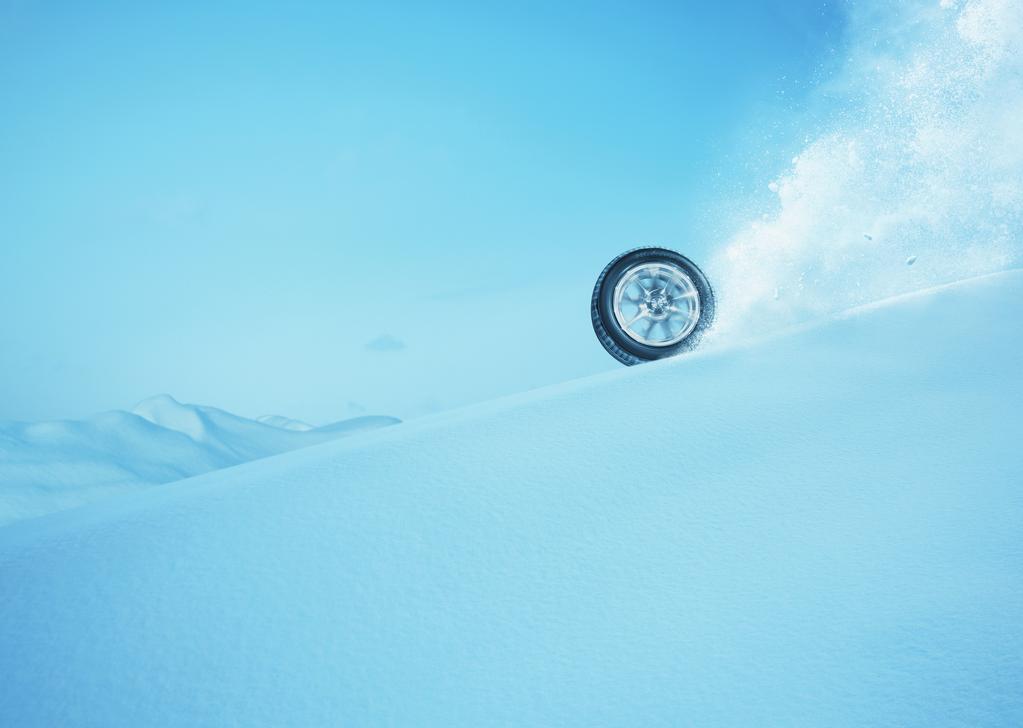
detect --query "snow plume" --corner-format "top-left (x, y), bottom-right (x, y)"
top-left (710, 0), bottom-right (1023, 337)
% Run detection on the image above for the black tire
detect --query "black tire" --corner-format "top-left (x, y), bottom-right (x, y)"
top-left (591, 247), bottom-right (715, 366)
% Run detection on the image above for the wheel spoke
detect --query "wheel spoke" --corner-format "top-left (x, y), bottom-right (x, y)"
top-left (624, 311), bottom-right (647, 329)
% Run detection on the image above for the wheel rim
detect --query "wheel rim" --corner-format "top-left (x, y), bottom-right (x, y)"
top-left (612, 262), bottom-right (701, 347)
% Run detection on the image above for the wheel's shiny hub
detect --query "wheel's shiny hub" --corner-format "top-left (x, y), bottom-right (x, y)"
top-left (612, 262), bottom-right (701, 347)
top-left (645, 292), bottom-right (670, 317)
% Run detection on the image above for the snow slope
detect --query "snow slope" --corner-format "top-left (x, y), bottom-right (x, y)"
top-left (1, 271), bottom-right (1021, 726)
top-left (0, 395), bottom-right (398, 525)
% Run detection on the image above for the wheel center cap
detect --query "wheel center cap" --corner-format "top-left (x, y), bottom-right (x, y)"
top-left (646, 292), bottom-right (669, 316)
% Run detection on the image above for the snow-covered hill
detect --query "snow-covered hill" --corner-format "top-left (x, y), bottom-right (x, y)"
top-left (1, 272), bottom-right (1021, 726)
top-left (0, 395), bottom-right (398, 525)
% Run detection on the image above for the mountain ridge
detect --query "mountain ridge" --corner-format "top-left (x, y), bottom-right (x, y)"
top-left (0, 395), bottom-right (399, 525)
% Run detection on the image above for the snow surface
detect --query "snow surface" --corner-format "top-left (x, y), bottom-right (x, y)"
top-left (0, 395), bottom-right (398, 525)
top-left (1, 271), bottom-right (1021, 726)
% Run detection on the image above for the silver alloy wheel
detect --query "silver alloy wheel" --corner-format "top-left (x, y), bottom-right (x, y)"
top-left (612, 262), bottom-right (701, 347)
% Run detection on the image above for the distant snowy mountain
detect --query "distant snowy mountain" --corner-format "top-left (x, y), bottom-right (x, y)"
top-left (0, 271), bottom-right (1019, 726)
top-left (0, 395), bottom-right (398, 525)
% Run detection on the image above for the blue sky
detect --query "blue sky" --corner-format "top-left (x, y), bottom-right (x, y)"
top-left (0, 1), bottom-right (845, 423)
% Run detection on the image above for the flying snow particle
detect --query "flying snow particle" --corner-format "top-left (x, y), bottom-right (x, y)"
top-left (906, 256), bottom-right (917, 266)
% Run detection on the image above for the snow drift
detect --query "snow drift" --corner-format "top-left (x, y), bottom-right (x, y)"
top-left (0, 270), bottom-right (1020, 726)
top-left (0, 395), bottom-right (398, 525)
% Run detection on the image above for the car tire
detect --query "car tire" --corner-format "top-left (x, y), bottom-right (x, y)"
top-left (591, 246), bottom-right (715, 366)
